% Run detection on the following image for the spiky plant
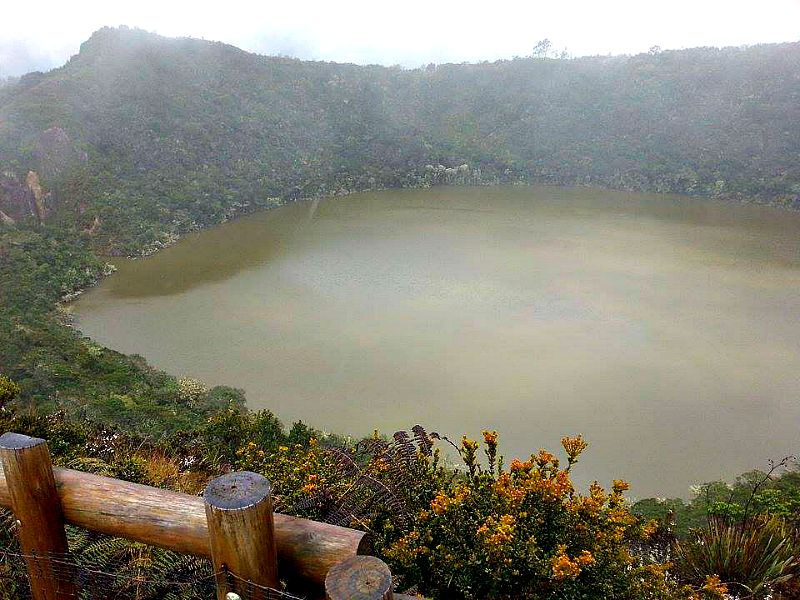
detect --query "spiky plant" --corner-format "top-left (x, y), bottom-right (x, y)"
top-left (675, 515), bottom-right (799, 599)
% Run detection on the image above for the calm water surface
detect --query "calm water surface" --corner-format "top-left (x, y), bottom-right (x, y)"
top-left (73, 186), bottom-right (800, 497)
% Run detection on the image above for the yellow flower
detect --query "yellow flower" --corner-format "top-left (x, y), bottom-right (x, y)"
top-left (431, 488), bottom-right (468, 515)
top-left (643, 520), bottom-right (660, 537)
top-left (702, 574), bottom-right (728, 599)
top-left (535, 449), bottom-right (557, 467)
top-left (589, 481), bottom-right (606, 503)
top-left (561, 435), bottom-right (588, 462)
top-left (461, 436), bottom-right (479, 452)
top-left (477, 514), bottom-right (517, 550)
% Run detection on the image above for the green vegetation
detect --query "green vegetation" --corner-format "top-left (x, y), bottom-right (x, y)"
top-left (0, 224), bottom-right (241, 434)
top-left (633, 460), bottom-right (800, 538)
top-left (676, 516), bottom-right (799, 599)
top-left (0, 404), bottom-right (745, 599)
top-left (1, 26), bottom-right (799, 598)
top-left (632, 461), bottom-right (800, 599)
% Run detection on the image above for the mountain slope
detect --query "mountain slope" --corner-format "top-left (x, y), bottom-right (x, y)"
top-left (1, 27), bottom-right (799, 255)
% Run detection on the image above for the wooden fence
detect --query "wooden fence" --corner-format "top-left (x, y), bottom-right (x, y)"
top-left (0, 432), bottom-right (414, 600)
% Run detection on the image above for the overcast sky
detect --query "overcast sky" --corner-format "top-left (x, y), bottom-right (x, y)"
top-left (2, 0), bottom-right (799, 77)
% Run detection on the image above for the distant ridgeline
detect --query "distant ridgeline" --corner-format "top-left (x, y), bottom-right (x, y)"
top-left (1, 26), bottom-right (799, 254)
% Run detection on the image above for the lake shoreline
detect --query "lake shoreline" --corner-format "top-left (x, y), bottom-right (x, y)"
top-left (61, 179), bottom-right (800, 307)
top-left (71, 185), bottom-right (800, 498)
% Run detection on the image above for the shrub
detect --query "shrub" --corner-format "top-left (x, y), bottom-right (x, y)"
top-left (236, 437), bottom-right (344, 517)
top-left (380, 432), bottom-right (690, 599)
top-left (0, 375), bottom-right (21, 409)
top-left (177, 377), bottom-right (207, 402)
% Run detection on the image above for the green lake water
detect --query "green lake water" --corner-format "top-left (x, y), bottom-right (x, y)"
top-left (73, 186), bottom-right (800, 497)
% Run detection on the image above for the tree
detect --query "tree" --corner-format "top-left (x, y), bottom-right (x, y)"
top-left (532, 38), bottom-right (552, 58)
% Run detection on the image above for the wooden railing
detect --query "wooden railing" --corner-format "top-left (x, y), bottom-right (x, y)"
top-left (0, 432), bottom-right (413, 600)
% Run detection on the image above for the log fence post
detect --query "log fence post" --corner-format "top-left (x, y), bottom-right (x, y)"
top-left (0, 432), bottom-right (76, 600)
top-left (204, 471), bottom-right (279, 600)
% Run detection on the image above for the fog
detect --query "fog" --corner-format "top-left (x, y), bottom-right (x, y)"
top-left (2, 0), bottom-right (799, 77)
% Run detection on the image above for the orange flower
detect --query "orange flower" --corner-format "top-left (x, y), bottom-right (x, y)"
top-left (551, 545), bottom-right (582, 580)
top-left (431, 491), bottom-right (451, 515)
top-left (612, 479), bottom-right (630, 493)
top-left (430, 486), bottom-right (469, 515)
top-left (702, 574), bottom-right (729, 599)
top-left (510, 458), bottom-right (531, 472)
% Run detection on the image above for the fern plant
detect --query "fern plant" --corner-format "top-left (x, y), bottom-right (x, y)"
top-left (67, 529), bottom-right (215, 600)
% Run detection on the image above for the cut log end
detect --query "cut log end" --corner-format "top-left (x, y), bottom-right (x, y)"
top-left (325, 555), bottom-right (393, 600)
top-left (0, 432), bottom-right (46, 450)
top-left (203, 471), bottom-right (272, 510)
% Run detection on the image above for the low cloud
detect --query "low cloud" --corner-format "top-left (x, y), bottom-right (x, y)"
top-left (1, 0), bottom-right (799, 77)
top-left (0, 40), bottom-right (61, 77)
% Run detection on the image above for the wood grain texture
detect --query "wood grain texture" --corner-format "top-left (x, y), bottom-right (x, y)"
top-left (0, 433), bottom-right (76, 600)
top-left (325, 555), bottom-right (393, 600)
top-left (0, 434), bottom-right (371, 590)
top-left (204, 472), bottom-right (279, 600)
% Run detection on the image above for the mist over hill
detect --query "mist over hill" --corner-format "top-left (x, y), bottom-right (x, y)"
top-left (1, 32), bottom-right (800, 597)
top-left (1, 26), bottom-right (799, 254)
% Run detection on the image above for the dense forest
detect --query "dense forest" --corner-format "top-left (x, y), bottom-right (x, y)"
top-left (1, 27), bottom-right (798, 599)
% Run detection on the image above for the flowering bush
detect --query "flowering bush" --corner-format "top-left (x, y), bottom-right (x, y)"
top-left (381, 432), bottom-right (692, 599)
top-left (0, 375), bottom-right (21, 409)
top-left (236, 437), bottom-right (345, 518)
top-left (177, 377), bottom-right (207, 402)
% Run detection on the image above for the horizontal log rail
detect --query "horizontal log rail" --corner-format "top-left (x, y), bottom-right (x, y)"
top-left (0, 458), bottom-right (371, 591)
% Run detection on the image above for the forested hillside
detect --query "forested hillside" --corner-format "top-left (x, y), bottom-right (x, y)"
top-left (1, 27), bottom-right (798, 253)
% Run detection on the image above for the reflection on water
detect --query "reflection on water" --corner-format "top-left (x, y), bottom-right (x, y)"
top-left (74, 186), bottom-right (800, 497)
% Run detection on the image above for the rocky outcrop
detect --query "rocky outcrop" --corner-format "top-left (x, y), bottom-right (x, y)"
top-left (0, 128), bottom-right (87, 225)
top-left (0, 170), bottom-right (51, 224)
top-left (26, 171), bottom-right (48, 222)
top-left (83, 215), bottom-right (101, 235)
top-left (0, 210), bottom-right (15, 226)
top-left (0, 173), bottom-right (35, 222)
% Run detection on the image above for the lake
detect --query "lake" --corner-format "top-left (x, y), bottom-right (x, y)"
top-left (72, 186), bottom-right (800, 497)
